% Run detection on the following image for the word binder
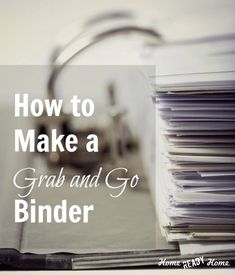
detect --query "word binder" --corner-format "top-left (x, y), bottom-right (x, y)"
top-left (1, 11), bottom-right (235, 270)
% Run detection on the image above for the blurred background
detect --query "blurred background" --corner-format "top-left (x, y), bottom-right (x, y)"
top-left (1, 0), bottom-right (235, 65)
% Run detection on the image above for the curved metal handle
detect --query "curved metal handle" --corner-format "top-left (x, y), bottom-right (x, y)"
top-left (47, 13), bottom-right (163, 101)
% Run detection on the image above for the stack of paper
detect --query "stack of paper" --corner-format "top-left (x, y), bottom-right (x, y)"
top-left (154, 65), bottom-right (235, 255)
